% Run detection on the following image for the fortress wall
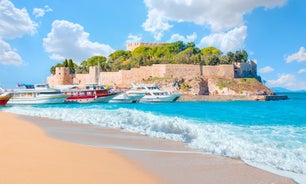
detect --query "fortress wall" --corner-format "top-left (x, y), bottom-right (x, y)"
top-left (164, 64), bottom-right (201, 77)
top-left (202, 64), bottom-right (235, 78)
top-left (47, 63), bottom-right (256, 88)
top-left (100, 65), bottom-right (167, 86)
top-left (73, 74), bottom-right (95, 85)
top-left (100, 71), bottom-right (123, 85)
top-left (234, 60), bottom-right (257, 78)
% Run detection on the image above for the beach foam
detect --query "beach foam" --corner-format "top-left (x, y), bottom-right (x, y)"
top-left (2, 105), bottom-right (306, 183)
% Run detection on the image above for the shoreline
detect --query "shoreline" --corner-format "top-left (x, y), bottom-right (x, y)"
top-left (7, 112), bottom-right (296, 184)
top-left (0, 112), bottom-right (161, 184)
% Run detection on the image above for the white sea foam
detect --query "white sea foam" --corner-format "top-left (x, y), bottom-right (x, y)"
top-left (2, 106), bottom-right (306, 183)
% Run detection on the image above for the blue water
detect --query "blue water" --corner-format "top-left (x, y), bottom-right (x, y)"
top-left (1, 93), bottom-right (306, 182)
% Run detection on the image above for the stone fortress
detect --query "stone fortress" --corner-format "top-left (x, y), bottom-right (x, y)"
top-left (47, 42), bottom-right (258, 88)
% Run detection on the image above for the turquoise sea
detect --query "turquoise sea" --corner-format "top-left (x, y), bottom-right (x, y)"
top-left (1, 93), bottom-right (306, 183)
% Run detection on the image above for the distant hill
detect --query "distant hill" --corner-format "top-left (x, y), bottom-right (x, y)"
top-left (270, 87), bottom-right (292, 93)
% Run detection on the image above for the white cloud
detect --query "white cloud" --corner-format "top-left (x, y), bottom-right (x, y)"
top-left (0, 39), bottom-right (23, 65)
top-left (126, 34), bottom-right (142, 43)
top-left (298, 69), bottom-right (306, 74)
top-left (143, 0), bottom-right (286, 39)
top-left (0, 0), bottom-right (37, 39)
top-left (0, 0), bottom-right (37, 66)
top-left (43, 20), bottom-right (115, 63)
top-left (266, 74), bottom-right (306, 90)
top-left (168, 32), bottom-right (197, 43)
top-left (33, 5), bottom-right (52, 18)
top-left (198, 26), bottom-right (247, 52)
top-left (142, 9), bottom-right (172, 40)
top-left (285, 47), bottom-right (306, 63)
top-left (259, 66), bottom-right (274, 74)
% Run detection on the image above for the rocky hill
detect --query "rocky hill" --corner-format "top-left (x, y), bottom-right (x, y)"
top-left (139, 76), bottom-right (276, 101)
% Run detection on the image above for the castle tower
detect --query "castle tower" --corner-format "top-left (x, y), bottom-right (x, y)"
top-left (89, 66), bottom-right (99, 84)
top-left (56, 67), bottom-right (73, 85)
top-left (46, 67), bottom-right (73, 87)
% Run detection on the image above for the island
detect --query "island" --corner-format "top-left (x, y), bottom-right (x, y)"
top-left (47, 41), bottom-right (288, 101)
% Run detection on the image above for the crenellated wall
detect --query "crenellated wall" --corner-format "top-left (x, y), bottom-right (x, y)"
top-left (47, 62), bottom-right (257, 88)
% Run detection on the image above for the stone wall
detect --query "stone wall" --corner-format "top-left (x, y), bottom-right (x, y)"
top-left (234, 60), bottom-right (257, 78)
top-left (47, 63), bottom-right (257, 88)
top-left (202, 65), bottom-right (235, 79)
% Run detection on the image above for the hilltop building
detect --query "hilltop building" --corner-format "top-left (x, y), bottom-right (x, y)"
top-left (47, 61), bottom-right (257, 88)
top-left (126, 42), bottom-right (167, 51)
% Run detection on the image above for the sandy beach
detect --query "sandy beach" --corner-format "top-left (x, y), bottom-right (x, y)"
top-left (0, 112), bottom-right (160, 184)
top-left (0, 111), bottom-right (296, 184)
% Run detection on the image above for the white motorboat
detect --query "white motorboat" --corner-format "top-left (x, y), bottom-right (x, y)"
top-left (129, 83), bottom-right (181, 103)
top-left (108, 89), bottom-right (145, 103)
top-left (8, 84), bottom-right (68, 105)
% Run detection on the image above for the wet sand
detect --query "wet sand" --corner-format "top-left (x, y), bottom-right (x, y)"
top-left (13, 113), bottom-right (296, 184)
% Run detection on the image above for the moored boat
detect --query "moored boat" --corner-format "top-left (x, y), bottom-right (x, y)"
top-left (0, 92), bottom-right (13, 106)
top-left (108, 90), bottom-right (145, 103)
top-left (8, 84), bottom-right (68, 105)
top-left (130, 83), bottom-right (181, 103)
top-left (62, 84), bottom-right (119, 103)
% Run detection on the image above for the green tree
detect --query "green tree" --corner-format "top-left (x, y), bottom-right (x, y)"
top-left (234, 50), bottom-right (248, 63)
top-left (226, 51), bottom-right (235, 64)
top-left (201, 46), bottom-right (222, 56)
top-left (109, 50), bottom-right (131, 63)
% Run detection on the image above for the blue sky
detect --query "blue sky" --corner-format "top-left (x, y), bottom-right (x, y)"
top-left (0, 0), bottom-right (306, 90)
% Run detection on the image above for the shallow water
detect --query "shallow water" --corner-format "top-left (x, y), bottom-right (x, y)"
top-left (1, 92), bottom-right (306, 183)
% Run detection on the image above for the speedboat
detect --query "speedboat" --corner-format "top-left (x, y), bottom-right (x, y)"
top-left (8, 84), bottom-right (68, 105)
top-left (62, 84), bottom-right (119, 103)
top-left (0, 92), bottom-right (13, 106)
top-left (129, 83), bottom-right (181, 103)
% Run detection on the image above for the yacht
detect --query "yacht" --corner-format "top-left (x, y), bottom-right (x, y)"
top-left (61, 84), bottom-right (119, 103)
top-left (8, 84), bottom-right (68, 105)
top-left (129, 83), bottom-right (181, 103)
top-left (108, 89), bottom-right (145, 103)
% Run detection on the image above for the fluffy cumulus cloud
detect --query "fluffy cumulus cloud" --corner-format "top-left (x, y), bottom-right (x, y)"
top-left (298, 69), bottom-right (306, 74)
top-left (199, 26), bottom-right (247, 52)
top-left (0, 0), bottom-right (37, 39)
top-left (266, 74), bottom-right (306, 90)
top-left (143, 0), bottom-right (286, 39)
top-left (285, 47), bottom-right (306, 63)
top-left (168, 32), bottom-right (197, 43)
top-left (0, 40), bottom-right (23, 65)
top-left (0, 0), bottom-right (37, 65)
top-left (43, 20), bottom-right (114, 63)
top-left (33, 5), bottom-right (52, 18)
top-left (142, 9), bottom-right (173, 40)
top-left (259, 66), bottom-right (274, 74)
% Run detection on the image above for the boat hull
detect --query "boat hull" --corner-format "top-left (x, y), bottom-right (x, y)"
top-left (109, 93), bottom-right (144, 103)
top-left (139, 94), bottom-right (181, 103)
top-left (7, 95), bottom-right (68, 105)
top-left (64, 91), bottom-right (118, 104)
top-left (0, 93), bottom-right (12, 106)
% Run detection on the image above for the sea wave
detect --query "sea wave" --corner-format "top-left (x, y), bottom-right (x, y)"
top-left (2, 105), bottom-right (306, 180)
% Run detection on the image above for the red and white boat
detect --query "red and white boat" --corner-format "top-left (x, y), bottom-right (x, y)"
top-left (61, 84), bottom-right (119, 103)
top-left (0, 92), bottom-right (13, 106)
